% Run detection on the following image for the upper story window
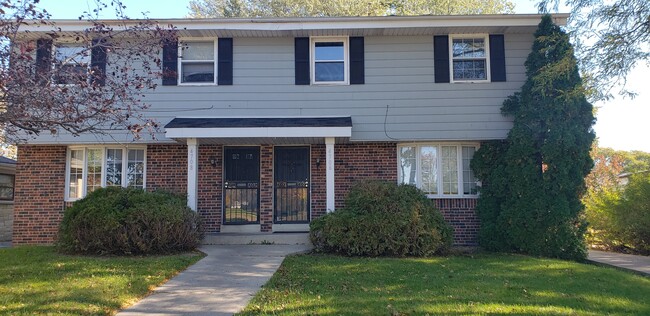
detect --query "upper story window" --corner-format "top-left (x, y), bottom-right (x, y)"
top-left (398, 143), bottom-right (479, 198)
top-left (179, 40), bottom-right (216, 84)
top-left (54, 44), bottom-right (90, 84)
top-left (311, 37), bottom-right (349, 85)
top-left (450, 35), bottom-right (490, 82)
top-left (66, 146), bottom-right (146, 201)
top-left (0, 174), bottom-right (15, 201)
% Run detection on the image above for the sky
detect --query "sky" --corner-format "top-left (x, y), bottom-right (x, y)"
top-left (37, 0), bottom-right (650, 152)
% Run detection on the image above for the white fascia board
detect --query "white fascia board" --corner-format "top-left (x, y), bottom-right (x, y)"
top-left (19, 14), bottom-right (569, 33)
top-left (165, 126), bottom-right (352, 139)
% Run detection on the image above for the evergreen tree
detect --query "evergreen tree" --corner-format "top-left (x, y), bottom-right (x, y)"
top-left (472, 15), bottom-right (595, 260)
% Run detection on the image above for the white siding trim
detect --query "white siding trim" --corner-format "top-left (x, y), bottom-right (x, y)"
top-left (187, 138), bottom-right (199, 211)
top-left (325, 137), bottom-right (335, 212)
top-left (165, 126), bottom-right (352, 139)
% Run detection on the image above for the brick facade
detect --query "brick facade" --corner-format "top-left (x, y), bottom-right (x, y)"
top-left (146, 144), bottom-right (187, 194)
top-left (434, 198), bottom-right (479, 246)
top-left (334, 143), bottom-right (399, 209)
top-left (13, 143), bottom-right (480, 246)
top-left (13, 145), bottom-right (67, 244)
top-left (197, 145), bottom-right (222, 234)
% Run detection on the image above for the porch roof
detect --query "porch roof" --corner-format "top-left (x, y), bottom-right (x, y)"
top-left (164, 117), bottom-right (352, 144)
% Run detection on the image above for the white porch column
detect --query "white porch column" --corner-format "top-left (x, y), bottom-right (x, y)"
top-left (187, 138), bottom-right (199, 211)
top-left (325, 137), bottom-right (335, 212)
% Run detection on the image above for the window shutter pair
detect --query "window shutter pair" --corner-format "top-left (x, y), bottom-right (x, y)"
top-left (294, 37), bottom-right (365, 85)
top-left (162, 38), bottom-right (233, 86)
top-left (35, 39), bottom-right (108, 85)
top-left (434, 34), bottom-right (507, 83)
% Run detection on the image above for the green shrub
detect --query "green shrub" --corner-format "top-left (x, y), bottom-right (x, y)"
top-left (614, 174), bottom-right (650, 253)
top-left (57, 187), bottom-right (203, 255)
top-left (310, 181), bottom-right (452, 257)
top-left (586, 174), bottom-right (650, 254)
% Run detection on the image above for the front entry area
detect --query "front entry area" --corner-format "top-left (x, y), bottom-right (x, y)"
top-left (274, 146), bottom-right (310, 224)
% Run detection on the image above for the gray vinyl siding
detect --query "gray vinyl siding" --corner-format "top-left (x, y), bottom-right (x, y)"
top-left (27, 33), bottom-right (533, 144)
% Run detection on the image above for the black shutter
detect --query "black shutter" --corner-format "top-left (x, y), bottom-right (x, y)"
top-left (349, 37), bottom-right (364, 85)
top-left (35, 39), bottom-right (53, 82)
top-left (295, 37), bottom-right (310, 85)
top-left (218, 38), bottom-right (233, 85)
top-left (433, 35), bottom-right (450, 83)
top-left (162, 39), bottom-right (178, 86)
top-left (489, 34), bottom-right (506, 82)
top-left (91, 38), bottom-right (107, 86)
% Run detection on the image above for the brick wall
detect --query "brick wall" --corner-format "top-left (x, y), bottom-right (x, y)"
top-left (146, 144), bottom-right (187, 194)
top-left (197, 145), bottom-right (222, 234)
top-left (13, 145), bottom-right (67, 244)
top-left (334, 143), bottom-right (398, 209)
top-left (260, 145), bottom-right (273, 232)
top-left (310, 145), bottom-right (326, 219)
top-left (434, 198), bottom-right (479, 246)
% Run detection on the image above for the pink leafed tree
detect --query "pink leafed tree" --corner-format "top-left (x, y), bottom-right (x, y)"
top-left (0, 0), bottom-right (177, 143)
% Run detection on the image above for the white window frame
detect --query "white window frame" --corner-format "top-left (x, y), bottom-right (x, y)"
top-left (397, 143), bottom-right (480, 198)
top-left (449, 34), bottom-right (491, 83)
top-left (178, 37), bottom-right (218, 86)
top-left (310, 36), bottom-right (349, 85)
top-left (65, 146), bottom-right (147, 201)
top-left (53, 42), bottom-right (91, 86)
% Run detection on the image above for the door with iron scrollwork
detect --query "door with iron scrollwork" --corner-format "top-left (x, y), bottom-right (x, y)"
top-left (223, 147), bottom-right (260, 224)
top-left (274, 146), bottom-right (310, 223)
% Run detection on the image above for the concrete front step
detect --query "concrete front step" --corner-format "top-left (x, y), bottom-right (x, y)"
top-left (203, 232), bottom-right (312, 245)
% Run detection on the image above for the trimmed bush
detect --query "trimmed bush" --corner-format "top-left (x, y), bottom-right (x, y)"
top-left (310, 181), bottom-right (452, 257)
top-left (57, 187), bottom-right (203, 255)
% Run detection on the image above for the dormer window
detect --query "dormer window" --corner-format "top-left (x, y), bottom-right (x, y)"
top-left (179, 40), bottom-right (217, 84)
top-left (54, 44), bottom-right (90, 84)
top-left (450, 35), bottom-right (490, 82)
top-left (311, 37), bottom-right (349, 85)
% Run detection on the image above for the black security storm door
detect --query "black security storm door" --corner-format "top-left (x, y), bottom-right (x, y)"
top-left (223, 147), bottom-right (260, 224)
top-left (274, 147), bottom-right (310, 223)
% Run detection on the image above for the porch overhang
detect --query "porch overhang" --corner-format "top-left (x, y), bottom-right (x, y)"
top-left (164, 117), bottom-right (352, 142)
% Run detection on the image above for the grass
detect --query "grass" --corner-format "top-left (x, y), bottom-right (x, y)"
top-left (240, 253), bottom-right (650, 315)
top-left (0, 246), bottom-right (203, 315)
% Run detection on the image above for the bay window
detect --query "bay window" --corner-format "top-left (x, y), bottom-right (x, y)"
top-left (66, 147), bottom-right (146, 200)
top-left (398, 144), bottom-right (479, 197)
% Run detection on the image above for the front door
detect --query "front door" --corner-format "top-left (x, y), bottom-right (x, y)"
top-left (223, 147), bottom-right (260, 225)
top-left (274, 146), bottom-right (310, 223)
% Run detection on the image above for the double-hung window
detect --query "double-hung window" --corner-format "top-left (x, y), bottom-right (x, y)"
top-left (0, 174), bottom-right (15, 201)
top-left (66, 147), bottom-right (146, 200)
top-left (450, 35), bottom-right (490, 82)
top-left (311, 37), bottom-right (348, 84)
top-left (179, 39), bottom-right (217, 84)
top-left (54, 44), bottom-right (90, 84)
top-left (398, 144), bottom-right (479, 197)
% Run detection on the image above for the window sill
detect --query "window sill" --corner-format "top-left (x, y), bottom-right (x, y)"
top-left (450, 80), bottom-right (491, 84)
top-left (0, 200), bottom-right (14, 205)
top-left (425, 195), bottom-right (479, 199)
top-left (311, 82), bottom-right (349, 86)
top-left (178, 82), bottom-right (218, 86)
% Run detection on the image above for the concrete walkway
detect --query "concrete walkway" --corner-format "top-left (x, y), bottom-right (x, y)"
top-left (588, 250), bottom-right (650, 275)
top-left (118, 244), bottom-right (312, 316)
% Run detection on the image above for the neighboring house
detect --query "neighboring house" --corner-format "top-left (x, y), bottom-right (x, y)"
top-left (0, 157), bottom-right (16, 242)
top-left (12, 14), bottom-right (568, 245)
top-left (617, 170), bottom-right (650, 186)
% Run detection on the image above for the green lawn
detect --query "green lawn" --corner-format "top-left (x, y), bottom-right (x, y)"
top-left (0, 246), bottom-right (203, 315)
top-left (240, 253), bottom-right (650, 315)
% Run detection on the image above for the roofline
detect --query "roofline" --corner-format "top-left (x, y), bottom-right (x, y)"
top-left (19, 13), bottom-right (569, 33)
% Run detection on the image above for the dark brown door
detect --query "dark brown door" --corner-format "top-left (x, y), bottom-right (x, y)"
top-left (223, 147), bottom-right (260, 224)
top-left (274, 146), bottom-right (310, 223)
